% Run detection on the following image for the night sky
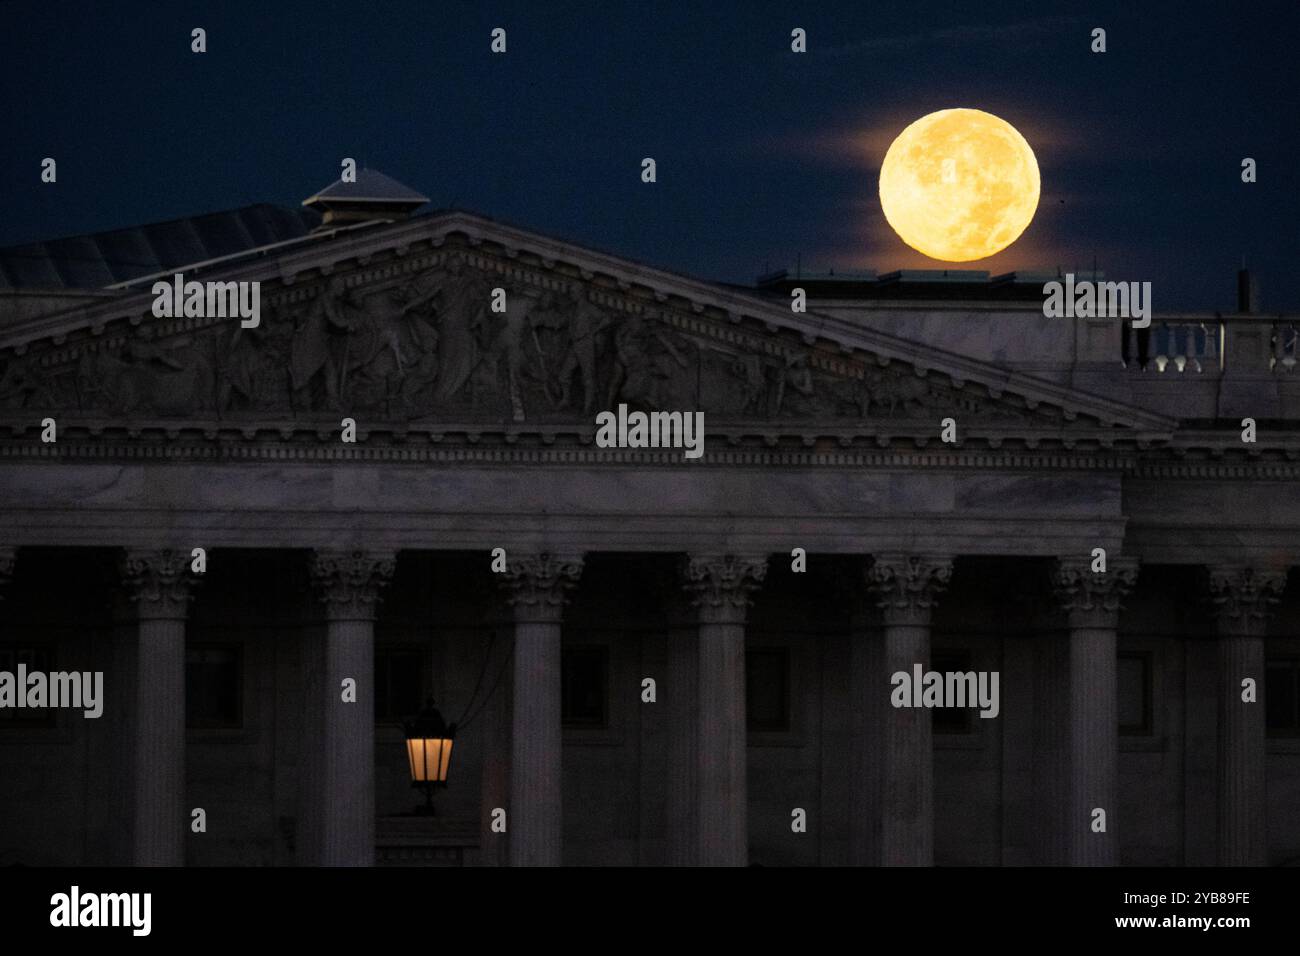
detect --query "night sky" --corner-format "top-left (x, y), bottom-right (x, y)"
top-left (2, 0), bottom-right (1297, 310)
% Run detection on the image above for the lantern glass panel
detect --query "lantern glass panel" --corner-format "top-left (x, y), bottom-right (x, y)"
top-left (406, 737), bottom-right (453, 783)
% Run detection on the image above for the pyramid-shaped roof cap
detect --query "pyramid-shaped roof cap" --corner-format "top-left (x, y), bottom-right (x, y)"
top-left (303, 168), bottom-right (429, 208)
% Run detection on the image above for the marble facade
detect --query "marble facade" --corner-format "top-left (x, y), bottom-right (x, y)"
top-left (1, 207), bottom-right (1297, 866)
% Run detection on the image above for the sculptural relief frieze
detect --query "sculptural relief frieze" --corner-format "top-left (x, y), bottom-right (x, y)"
top-left (0, 253), bottom-right (1034, 428)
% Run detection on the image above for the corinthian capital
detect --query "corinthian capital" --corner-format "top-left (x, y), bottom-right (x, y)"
top-left (121, 548), bottom-right (201, 621)
top-left (311, 550), bottom-right (396, 622)
top-left (1052, 556), bottom-right (1139, 630)
top-left (681, 553), bottom-right (768, 625)
top-left (499, 552), bottom-right (584, 624)
top-left (1207, 565), bottom-right (1286, 636)
top-left (866, 553), bottom-right (952, 627)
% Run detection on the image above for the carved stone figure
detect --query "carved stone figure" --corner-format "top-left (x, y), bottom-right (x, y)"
top-left (774, 353), bottom-right (816, 416)
top-left (723, 351), bottom-right (820, 418)
top-left (289, 277), bottom-right (359, 409)
top-left (393, 304), bottom-right (440, 413)
top-left (289, 278), bottom-right (419, 412)
top-left (344, 287), bottom-right (433, 413)
top-left (77, 328), bottom-right (214, 415)
top-left (488, 291), bottom-right (546, 422)
top-left (218, 316), bottom-right (294, 412)
top-left (865, 366), bottom-right (931, 414)
top-left (731, 354), bottom-right (769, 416)
top-left (0, 355), bottom-right (55, 409)
top-left (409, 257), bottom-right (491, 405)
top-left (537, 282), bottom-right (613, 414)
top-left (829, 375), bottom-right (870, 418)
top-left (826, 365), bottom-right (933, 418)
top-left (607, 310), bottom-right (691, 409)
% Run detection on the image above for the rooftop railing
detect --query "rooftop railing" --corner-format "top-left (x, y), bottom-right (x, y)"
top-left (1120, 315), bottom-right (1297, 374)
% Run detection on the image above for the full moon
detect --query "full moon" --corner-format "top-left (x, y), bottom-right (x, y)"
top-left (878, 108), bottom-right (1040, 262)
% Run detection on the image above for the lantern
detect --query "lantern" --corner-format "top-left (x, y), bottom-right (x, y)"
top-left (403, 697), bottom-right (456, 814)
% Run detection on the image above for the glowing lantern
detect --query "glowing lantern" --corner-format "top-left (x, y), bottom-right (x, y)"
top-left (403, 697), bottom-right (456, 814)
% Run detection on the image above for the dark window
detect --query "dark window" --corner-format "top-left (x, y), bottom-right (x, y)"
top-left (0, 645), bottom-right (57, 728)
top-left (746, 647), bottom-right (790, 732)
top-left (186, 646), bottom-right (242, 729)
top-left (931, 650), bottom-right (973, 735)
top-left (1118, 652), bottom-right (1153, 735)
top-left (1266, 658), bottom-right (1300, 735)
top-left (375, 647), bottom-right (427, 722)
top-left (562, 646), bottom-right (609, 728)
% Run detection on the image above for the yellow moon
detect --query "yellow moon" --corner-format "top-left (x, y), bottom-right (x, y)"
top-left (878, 108), bottom-right (1040, 262)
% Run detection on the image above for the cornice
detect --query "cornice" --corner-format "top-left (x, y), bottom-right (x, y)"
top-left (0, 421), bottom-right (1295, 475)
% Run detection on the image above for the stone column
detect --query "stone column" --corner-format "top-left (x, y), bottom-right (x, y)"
top-left (867, 554), bottom-right (952, 866)
top-left (1208, 565), bottom-right (1285, 866)
top-left (664, 597), bottom-right (698, 866)
top-left (1032, 632), bottom-right (1071, 865)
top-left (499, 552), bottom-right (583, 867)
top-left (309, 550), bottom-right (395, 867)
top-left (681, 553), bottom-right (767, 867)
top-left (120, 549), bottom-right (200, 867)
top-left (1052, 556), bottom-right (1138, 866)
top-left (478, 629), bottom-right (512, 867)
top-left (840, 561), bottom-right (882, 865)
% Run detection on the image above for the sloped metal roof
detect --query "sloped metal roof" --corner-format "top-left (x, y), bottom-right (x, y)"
top-left (0, 204), bottom-right (321, 292)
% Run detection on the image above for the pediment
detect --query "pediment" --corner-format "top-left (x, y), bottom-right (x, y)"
top-left (0, 212), bottom-right (1175, 447)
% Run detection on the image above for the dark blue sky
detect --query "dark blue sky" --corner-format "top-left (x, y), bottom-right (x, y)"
top-left (3, 0), bottom-right (1297, 310)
